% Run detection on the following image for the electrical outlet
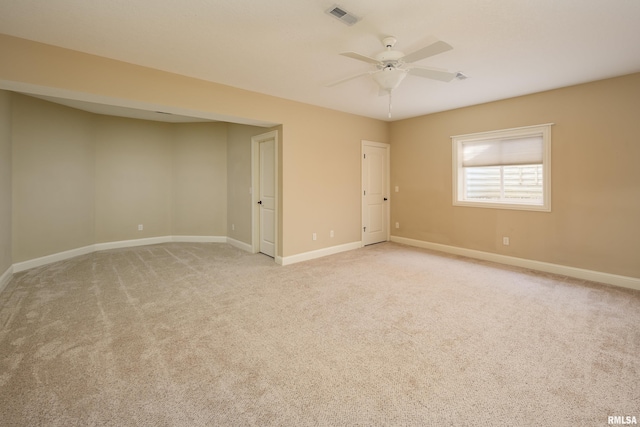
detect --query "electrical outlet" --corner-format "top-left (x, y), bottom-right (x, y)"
top-left (395, 186), bottom-right (399, 192)
top-left (503, 237), bottom-right (510, 246)
top-left (138, 224), bottom-right (143, 231)
top-left (395, 222), bottom-right (400, 229)
top-left (330, 230), bottom-right (334, 238)
top-left (312, 233), bottom-right (317, 241)
top-left (232, 224), bottom-right (235, 231)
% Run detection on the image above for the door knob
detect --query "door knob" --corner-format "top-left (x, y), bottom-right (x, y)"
top-left (384, 197), bottom-right (388, 201)
top-left (258, 200), bottom-right (262, 204)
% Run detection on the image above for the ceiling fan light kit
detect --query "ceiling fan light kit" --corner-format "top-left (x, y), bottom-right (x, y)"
top-left (329, 35), bottom-right (463, 118)
top-left (372, 67), bottom-right (407, 92)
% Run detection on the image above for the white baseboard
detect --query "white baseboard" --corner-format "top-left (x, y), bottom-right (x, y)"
top-left (227, 237), bottom-right (253, 253)
top-left (391, 236), bottom-right (640, 291)
top-left (13, 244), bottom-right (95, 273)
top-left (0, 265), bottom-right (13, 293)
top-left (171, 235), bottom-right (226, 244)
top-left (11, 236), bottom-right (229, 275)
top-left (95, 235), bottom-right (227, 251)
top-left (7, 235), bottom-right (637, 292)
top-left (279, 241), bottom-right (362, 266)
top-left (2, 238), bottom-right (360, 294)
top-left (94, 236), bottom-right (172, 251)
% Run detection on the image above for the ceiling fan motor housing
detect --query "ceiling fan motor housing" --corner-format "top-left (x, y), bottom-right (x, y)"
top-left (375, 50), bottom-right (404, 63)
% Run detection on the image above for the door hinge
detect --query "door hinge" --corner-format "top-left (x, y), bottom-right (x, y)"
top-left (363, 226), bottom-right (366, 232)
top-left (363, 190), bottom-right (366, 196)
top-left (363, 153), bottom-right (366, 159)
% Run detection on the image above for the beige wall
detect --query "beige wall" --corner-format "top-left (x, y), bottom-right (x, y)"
top-left (94, 116), bottom-right (173, 242)
top-left (10, 94), bottom-right (261, 261)
top-left (11, 94), bottom-right (95, 262)
top-left (0, 34), bottom-right (388, 258)
top-left (172, 122), bottom-right (228, 237)
top-left (390, 73), bottom-right (640, 278)
top-left (0, 90), bottom-right (11, 274)
top-left (95, 118), bottom-right (232, 243)
top-left (282, 112), bottom-right (387, 252)
top-left (7, 35), bottom-right (634, 279)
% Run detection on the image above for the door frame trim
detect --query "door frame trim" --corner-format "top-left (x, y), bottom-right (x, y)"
top-left (361, 140), bottom-right (390, 246)
top-left (251, 130), bottom-right (279, 257)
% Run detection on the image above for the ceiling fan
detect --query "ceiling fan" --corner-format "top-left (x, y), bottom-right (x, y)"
top-left (328, 36), bottom-right (463, 117)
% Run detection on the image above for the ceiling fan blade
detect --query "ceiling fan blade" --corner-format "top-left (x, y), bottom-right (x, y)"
top-left (408, 67), bottom-right (457, 82)
top-left (402, 40), bottom-right (453, 63)
top-left (340, 51), bottom-right (380, 64)
top-left (325, 71), bottom-right (374, 87)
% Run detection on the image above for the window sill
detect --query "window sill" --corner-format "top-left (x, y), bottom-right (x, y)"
top-left (453, 199), bottom-right (551, 212)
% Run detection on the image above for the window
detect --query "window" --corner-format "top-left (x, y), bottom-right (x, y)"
top-left (452, 124), bottom-right (552, 211)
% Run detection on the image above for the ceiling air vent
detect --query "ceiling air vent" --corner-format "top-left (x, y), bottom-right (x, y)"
top-left (325, 5), bottom-right (360, 26)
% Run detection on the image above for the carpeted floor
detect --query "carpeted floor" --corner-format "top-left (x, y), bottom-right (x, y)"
top-left (0, 242), bottom-right (638, 426)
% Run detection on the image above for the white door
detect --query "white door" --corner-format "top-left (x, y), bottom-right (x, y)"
top-left (362, 141), bottom-right (389, 246)
top-left (258, 138), bottom-right (276, 257)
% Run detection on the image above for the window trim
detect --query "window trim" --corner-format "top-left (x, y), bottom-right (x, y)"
top-left (452, 123), bottom-right (553, 212)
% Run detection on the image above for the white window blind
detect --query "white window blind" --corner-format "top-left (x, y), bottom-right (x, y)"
top-left (462, 136), bottom-right (543, 167)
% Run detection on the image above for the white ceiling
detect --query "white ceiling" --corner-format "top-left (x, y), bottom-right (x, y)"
top-left (1, 0), bottom-right (639, 122)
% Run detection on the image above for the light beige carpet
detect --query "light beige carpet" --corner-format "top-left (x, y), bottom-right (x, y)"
top-left (0, 242), bottom-right (638, 426)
